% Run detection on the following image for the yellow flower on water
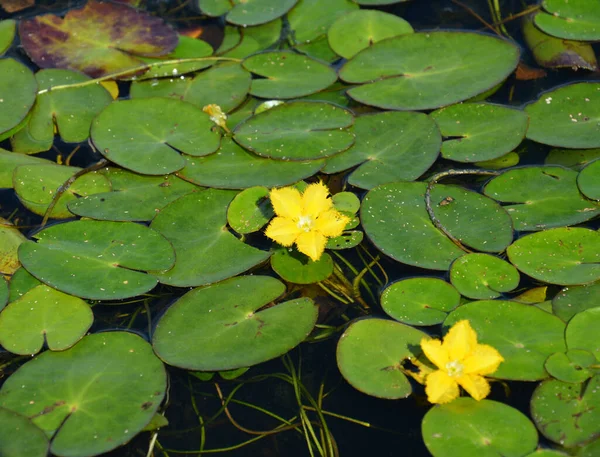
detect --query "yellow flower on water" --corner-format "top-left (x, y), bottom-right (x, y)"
top-left (419, 320), bottom-right (504, 405)
top-left (265, 182), bottom-right (350, 262)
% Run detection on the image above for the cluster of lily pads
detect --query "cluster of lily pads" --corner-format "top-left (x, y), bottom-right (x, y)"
top-left (0, 0), bottom-right (599, 456)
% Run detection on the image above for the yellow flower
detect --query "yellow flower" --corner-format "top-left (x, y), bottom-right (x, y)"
top-left (419, 320), bottom-right (504, 404)
top-left (265, 182), bottom-right (350, 262)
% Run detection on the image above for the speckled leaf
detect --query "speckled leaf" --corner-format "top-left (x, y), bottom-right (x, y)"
top-left (0, 408), bottom-right (49, 457)
top-left (0, 218), bottom-right (26, 276)
top-left (7, 267), bottom-right (41, 303)
top-left (578, 159), bottom-right (600, 201)
top-left (200, 0), bottom-right (297, 26)
top-left (287, 0), bottom-right (358, 43)
top-left (0, 58), bottom-right (37, 136)
top-left (227, 186), bottom-right (273, 234)
top-left (271, 248), bottom-right (333, 284)
top-left (0, 20), bottom-right (15, 55)
top-left (566, 307), bottom-right (600, 361)
top-left (325, 230), bottom-right (363, 250)
top-left (138, 36), bottom-right (214, 79)
top-left (552, 281), bottom-right (600, 322)
top-left (0, 150), bottom-right (50, 188)
top-left (534, 0), bottom-right (600, 41)
top-left (545, 350), bottom-right (596, 384)
top-left (219, 20), bottom-right (282, 59)
top-left (450, 253), bottom-right (520, 300)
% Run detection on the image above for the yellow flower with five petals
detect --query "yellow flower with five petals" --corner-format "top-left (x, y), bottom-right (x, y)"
top-left (265, 182), bottom-right (350, 262)
top-left (419, 320), bottom-right (504, 404)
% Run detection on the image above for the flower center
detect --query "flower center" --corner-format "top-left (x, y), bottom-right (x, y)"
top-left (445, 360), bottom-right (464, 377)
top-left (297, 215), bottom-right (314, 232)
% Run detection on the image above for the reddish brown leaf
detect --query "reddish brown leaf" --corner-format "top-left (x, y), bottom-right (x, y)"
top-left (0, 0), bottom-right (34, 13)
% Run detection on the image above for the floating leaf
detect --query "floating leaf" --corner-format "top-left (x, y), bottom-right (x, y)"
top-left (336, 318), bottom-right (427, 399)
top-left (325, 230), bottom-right (363, 250)
top-left (534, 0), bottom-right (600, 41)
top-left (7, 267), bottom-right (41, 303)
top-left (0, 408), bottom-right (49, 457)
top-left (0, 285), bottom-right (93, 355)
top-left (566, 307), bottom-right (600, 361)
top-left (580, 438), bottom-right (600, 457)
top-left (0, 277), bottom-right (6, 312)
top-left (381, 277), bottom-right (460, 326)
top-left (243, 51), bottom-right (337, 99)
top-left (578, 159), bottom-right (600, 200)
top-left (18, 0), bottom-right (178, 77)
top-left (0, 218), bottom-right (26, 276)
top-left (287, 0), bottom-right (358, 43)
top-left (153, 276), bottom-right (318, 370)
top-left (531, 375), bottom-right (600, 447)
top-left (199, 0), bottom-right (297, 26)
top-left (430, 103), bottom-right (529, 163)
top-left (552, 281), bottom-right (600, 322)
top-left (445, 300), bottom-right (566, 380)
top-left (219, 20), bottom-right (282, 59)
top-left (545, 349), bottom-right (596, 384)
top-left (271, 248), bottom-right (333, 284)
top-left (0, 19), bottom-right (15, 55)
top-left (545, 148), bottom-right (600, 170)
top-left (422, 398), bottom-right (538, 457)
top-left (339, 32), bottom-right (519, 110)
top-left (138, 36), bottom-right (214, 79)
top-left (323, 111), bottom-right (440, 189)
top-left (18, 220), bottom-right (175, 300)
top-left (0, 150), bottom-right (50, 188)
top-left (291, 34), bottom-right (338, 63)
top-left (450, 253), bottom-right (519, 300)
top-left (150, 189), bottom-right (270, 287)
top-left (0, 58), bottom-right (37, 136)
top-left (525, 83), bottom-right (600, 148)
top-left (507, 228), bottom-right (600, 286)
top-left (0, 332), bottom-right (166, 457)
top-left (91, 98), bottom-right (220, 175)
top-left (227, 186), bottom-right (273, 234)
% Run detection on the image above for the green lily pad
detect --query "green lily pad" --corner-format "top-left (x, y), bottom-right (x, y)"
top-left (430, 103), bottom-right (529, 163)
top-left (11, 69), bottom-right (112, 154)
top-left (328, 10), bottom-right (413, 59)
top-left (0, 218), bottom-right (26, 276)
top-left (531, 375), bottom-right (600, 447)
top-left (0, 20), bottom-right (15, 55)
top-left (178, 137), bottom-right (324, 189)
top-left (545, 349), bottom-right (596, 384)
top-left (7, 267), bottom-right (41, 303)
top-left (219, 20), bottom-right (282, 59)
top-left (130, 62), bottom-right (251, 113)
top-left (0, 277), bottom-right (7, 312)
top-left (291, 34), bottom-right (339, 63)
top-left (150, 189), bottom-right (270, 287)
top-left (507, 228), bottom-right (600, 286)
top-left (233, 101), bottom-right (354, 161)
top-left (91, 98), bottom-right (221, 175)
top-left (450, 254), bottom-right (520, 300)
top-left (0, 150), bottom-right (51, 188)
top-left (361, 182), bottom-right (464, 270)
top-left (545, 148), bottom-right (600, 170)
top-left (525, 83), bottom-right (600, 148)
top-left (325, 230), bottom-right (363, 250)
top-left (227, 186), bottom-right (273, 234)
top-left (18, 220), bottom-right (175, 300)
top-left (0, 408), bottom-right (49, 457)
top-left (553, 281), bottom-right (600, 322)
top-left (566, 307), bottom-right (600, 361)
top-left (0, 58), bottom-right (37, 136)
top-left (381, 277), bottom-right (460, 326)
top-left (336, 318), bottom-right (427, 399)
top-left (287, 0), bottom-right (358, 43)
top-left (18, 0), bottom-right (178, 78)
top-left (13, 164), bottom-right (111, 219)
top-left (68, 168), bottom-right (199, 222)
top-left (484, 166), bottom-right (600, 231)
top-left (474, 151), bottom-right (520, 169)
top-left (0, 285), bottom-right (93, 355)
top-left (323, 111), bottom-right (441, 189)
top-left (0, 332), bottom-right (166, 457)
top-left (271, 248), bottom-right (334, 284)
top-left (243, 51), bottom-right (337, 99)
top-left (199, 0), bottom-right (296, 26)
top-left (422, 398), bottom-right (538, 457)
top-left (578, 159), bottom-right (600, 200)
top-left (138, 36), bottom-right (214, 79)
top-left (339, 32), bottom-right (519, 110)
top-left (153, 275), bottom-right (318, 370)
top-left (580, 438), bottom-right (600, 457)
top-left (445, 300), bottom-right (567, 380)
top-left (534, 0), bottom-right (600, 41)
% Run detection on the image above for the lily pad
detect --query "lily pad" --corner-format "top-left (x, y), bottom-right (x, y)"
top-left (323, 111), bottom-right (441, 189)
top-left (422, 398), bottom-right (538, 457)
top-left (91, 98), bottom-right (221, 175)
top-left (0, 58), bottom-right (37, 136)
top-left (0, 285), bottom-right (93, 355)
top-left (199, 0), bottom-right (297, 26)
top-left (138, 36), bottom-right (214, 79)
top-left (450, 253), bottom-right (520, 300)
top-left (0, 19), bottom-right (15, 55)
top-left (150, 189), bottom-right (270, 287)
top-left (545, 350), bottom-right (596, 384)
top-left (336, 318), bottom-right (427, 399)
top-left (325, 230), bottom-right (363, 250)
top-left (13, 164), bottom-right (111, 219)
top-left (531, 375), bottom-right (600, 447)
top-left (0, 277), bottom-right (6, 312)
top-left (0, 332), bottom-right (166, 457)
top-left (545, 148), bottom-right (600, 170)
top-left (534, 0), bottom-right (600, 41)
top-left (565, 307), bottom-right (600, 361)
top-left (328, 10), bottom-right (413, 59)
top-left (0, 408), bottom-right (49, 457)
top-left (178, 137), bottom-right (324, 189)
top-left (243, 51), bottom-right (337, 99)
top-left (578, 159), bottom-right (600, 200)
top-left (219, 20), bottom-right (282, 59)
top-left (18, 220), bottom-right (175, 300)
top-left (287, 0), bottom-right (358, 43)
top-left (271, 248), bottom-right (334, 284)
top-left (525, 83), bottom-right (600, 148)
top-left (361, 182), bottom-right (464, 270)
top-left (484, 166), bottom-right (600, 231)
top-left (227, 186), bottom-right (273, 234)
top-left (445, 300), bottom-right (566, 380)
top-left (552, 281), bottom-right (600, 322)
top-left (233, 101), bottom-right (354, 161)
top-left (0, 218), bottom-right (26, 276)
top-left (153, 275), bottom-right (318, 370)
top-left (0, 150), bottom-right (50, 188)
top-left (381, 277), bottom-right (460, 326)
top-left (7, 267), bottom-right (41, 302)
top-left (68, 168), bottom-right (199, 222)
top-left (339, 32), bottom-right (519, 110)
top-left (430, 103), bottom-right (529, 163)
top-left (507, 228), bottom-right (600, 286)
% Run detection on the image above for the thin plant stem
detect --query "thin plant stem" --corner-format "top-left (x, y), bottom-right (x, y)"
top-left (316, 281), bottom-right (351, 305)
top-left (451, 0), bottom-right (500, 35)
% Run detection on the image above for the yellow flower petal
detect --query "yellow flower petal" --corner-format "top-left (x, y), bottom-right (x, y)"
top-left (265, 217), bottom-right (302, 246)
top-left (314, 209), bottom-right (350, 237)
top-left (302, 182), bottom-right (332, 218)
top-left (420, 338), bottom-right (449, 370)
top-left (443, 320), bottom-right (478, 362)
top-left (295, 230), bottom-right (327, 261)
top-left (425, 370), bottom-right (460, 404)
top-left (270, 187), bottom-right (303, 220)
top-left (462, 344), bottom-right (504, 376)
top-left (457, 374), bottom-right (491, 401)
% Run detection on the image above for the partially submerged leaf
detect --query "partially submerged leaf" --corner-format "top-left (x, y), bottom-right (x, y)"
top-left (0, 218), bottom-right (26, 276)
